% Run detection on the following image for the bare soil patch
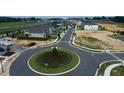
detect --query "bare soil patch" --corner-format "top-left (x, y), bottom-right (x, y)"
top-left (98, 23), bottom-right (124, 32)
top-left (75, 30), bottom-right (124, 51)
top-left (5, 37), bottom-right (55, 47)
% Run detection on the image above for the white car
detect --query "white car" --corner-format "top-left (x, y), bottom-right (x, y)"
top-left (0, 39), bottom-right (13, 46)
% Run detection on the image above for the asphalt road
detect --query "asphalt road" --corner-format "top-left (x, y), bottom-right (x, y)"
top-left (0, 26), bottom-right (17, 29)
top-left (9, 27), bottom-right (124, 76)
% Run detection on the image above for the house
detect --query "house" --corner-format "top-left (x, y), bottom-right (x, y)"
top-left (24, 24), bottom-right (52, 39)
top-left (81, 21), bottom-right (99, 31)
top-left (50, 20), bottom-right (64, 29)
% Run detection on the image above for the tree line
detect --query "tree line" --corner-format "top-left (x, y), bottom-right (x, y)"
top-left (93, 16), bottom-right (124, 23)
top-left (0, 17), bottom-right (41, 22)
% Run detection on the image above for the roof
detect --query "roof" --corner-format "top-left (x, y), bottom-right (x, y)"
top-left (26, 24), bottom-right (50, 33)
top-left (81, 21), bottom-right (97, 26)
top-left (50, 20), bottom-right (64, 28)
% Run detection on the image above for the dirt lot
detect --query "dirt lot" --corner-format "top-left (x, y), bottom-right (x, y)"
top-left (6, 37), bottom-right (56, 47)
top-left (75, 30), bottom-right (124, 51)
top-left (98, 23), bottom-right (124, 32)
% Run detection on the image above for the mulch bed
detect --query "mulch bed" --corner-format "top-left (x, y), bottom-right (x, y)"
top-left (2, 51), bottom-right (15, 56)
top-left (37, 51), bottom-right (72, 68)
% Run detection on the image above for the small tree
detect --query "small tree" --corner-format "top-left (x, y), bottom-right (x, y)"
top-left (102, 27), bottom-right (106, 30)
top-left (11, 32), bottom-right (15, 38)
top-left (52, 47), bottom-right (58, 55)
top-left (18, 29), bottom-right (21, 33)
top-left (58, 33), bottom-right (61, 39)
top-left (117, 30), bottom-right (120, 34)
top-left (73, 32), bottom-right (76, 37)
top-left (6, 32), bottom-right (9, 36)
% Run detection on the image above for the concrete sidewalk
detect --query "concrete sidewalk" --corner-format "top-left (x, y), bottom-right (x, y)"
top-left (104, 63), bottom-right (121, 76)
top-left (0, 54), bottom-right (17, 75)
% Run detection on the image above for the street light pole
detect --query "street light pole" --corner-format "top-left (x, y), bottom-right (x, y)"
top-left (0, 58), bottom-right (4, 73)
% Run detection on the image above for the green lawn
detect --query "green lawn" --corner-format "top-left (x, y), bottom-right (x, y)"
top-left (0, 21), bottom-right (39, 26)
top-left (98, 61), bottom-right (121, 76)
top-left (93, 20), bottom-right (115, 24)
top-left (77, 25), bottom-right (82, 30)
top-left (111, 66), bottom-right (124, 76)
top-left (0, 21), bottom-right (25, 26)
top-left (0, 27), bottom-right (20, 34)
top-left (58, 28), bottom-right (65, 34)
top-left (81, 36), bottom-right (99, 42)
top-left (0, 21), bottom-right (64, 41)
top-left (16, 31), bottom-right (25, 38)
top-left (29, 49), bottom-right (79, 74)
top-left (0, 21), bottom-right (40, 35)
top-left (50, 34), bottom-right (58, 39)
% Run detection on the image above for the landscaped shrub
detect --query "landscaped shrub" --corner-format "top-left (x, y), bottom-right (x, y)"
top-left (27, 42), bottom-right (36, 47)
top-left (6, 46), bottom-right (11, 53)
top-left (52, 47), bottom-right (58, 55)
top-left (17, 36), bottom-right (48, 40)
top-left (98, 26), bottom-right (106, 30)
top-left (81, 36), bottom-right (99, 42)
top-left (3, 51), bottom-right (15, 56)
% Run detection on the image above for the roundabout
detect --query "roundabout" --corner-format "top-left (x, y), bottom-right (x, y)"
top-left (9, 25), bottom-right (124, 76)
top-left (28, 47), bottom-right (80, 75)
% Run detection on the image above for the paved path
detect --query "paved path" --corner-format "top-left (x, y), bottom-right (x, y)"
top-left (9, 26), bottom-right (124, 76)
top-left (104, 63), bottom-right (122, 76)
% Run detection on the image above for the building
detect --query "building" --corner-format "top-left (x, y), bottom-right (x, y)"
top-left (24, 24), bottom-right (52, 39)
top-left (50, 19), bottom-right (65, 31)
top-left (81, 21), bottom-right (99, 31)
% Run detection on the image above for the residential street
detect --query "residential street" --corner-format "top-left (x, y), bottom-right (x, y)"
top-left (9, 26), bottom-right (124, 76)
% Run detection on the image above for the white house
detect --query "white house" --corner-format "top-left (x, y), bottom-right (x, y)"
top-left (81, 21), bottom-right (99, 31)
top-left (24, 24), bottom-right (52, 39)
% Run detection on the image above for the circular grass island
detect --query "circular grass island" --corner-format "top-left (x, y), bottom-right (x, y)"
top-left (28, 48), bottom-right (79, 75)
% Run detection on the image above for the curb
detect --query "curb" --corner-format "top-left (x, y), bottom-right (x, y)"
top-left (68, 32), bottom-right (103, 54)
top-left (29, 37), bottom-right (59, 49)
top-left (17, 31), bottom-right (67, 56)
top-left (104, 63), bottom-right (122, 76)
top-left (0, 53), bottom-right (18, 74)
top-left (8, 30), bottom-right (69, 76)
top-left (27, 50), bottom-right (80, 76)
top-left (95, 68), bottom-right (99, 76)
top-left (95, 60), bottom-right (121, 76)
top-left (2, 53), bottom-right (17, 64)
top-left (70, 33), bottom-right (124, 53)
top-left (27, 31), bottom-right (67, 50)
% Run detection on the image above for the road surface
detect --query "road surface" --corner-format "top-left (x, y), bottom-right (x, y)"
top-left (9, 26), bottom-right (124, 76)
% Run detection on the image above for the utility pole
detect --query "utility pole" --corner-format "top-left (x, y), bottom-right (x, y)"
top-left (0, 58), bottom-right (4, 73)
